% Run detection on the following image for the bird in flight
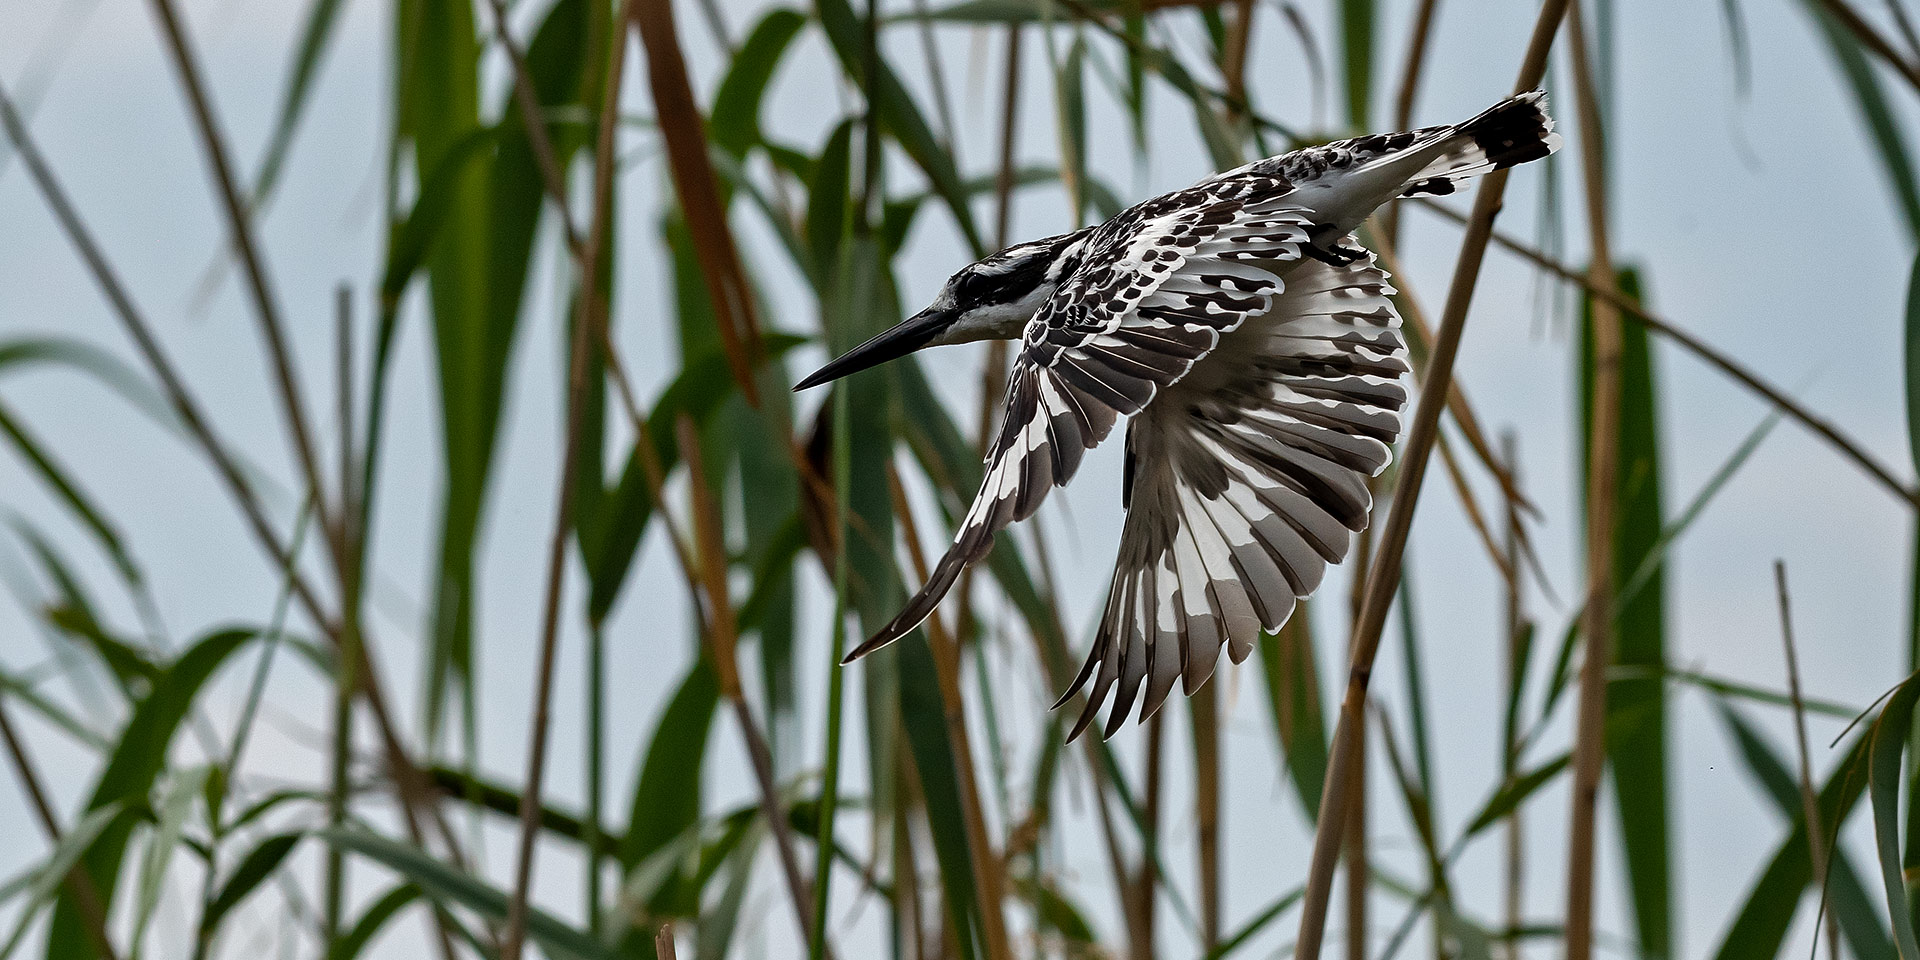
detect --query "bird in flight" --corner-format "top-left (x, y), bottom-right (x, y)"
top-left (795, 92), bottom-right (1559, 739)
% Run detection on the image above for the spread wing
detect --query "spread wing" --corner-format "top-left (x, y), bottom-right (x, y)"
top-left (844, 181), bottom-right (1318, 661)
top-left (1060, 254), bottom-right (1408, 739)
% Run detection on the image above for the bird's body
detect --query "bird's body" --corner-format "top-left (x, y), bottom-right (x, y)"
top-left (796, 92), bottom-right (1560, 738)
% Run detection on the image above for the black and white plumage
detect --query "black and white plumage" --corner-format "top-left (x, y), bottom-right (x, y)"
top-left (796, 92), bottom-right (1560, 738)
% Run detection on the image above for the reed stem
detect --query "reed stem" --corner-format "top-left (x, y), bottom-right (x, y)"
top-left (1290, 6), bottom-right (1568, 955)
top-left (1563, 2), bottom-right (1623, 954)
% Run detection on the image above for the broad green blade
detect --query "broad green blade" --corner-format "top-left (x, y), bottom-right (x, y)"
top-left (804, 119), bottom-right (856, 289)
top-left (227, 788), bottom-right (331, 835)
top-left (1206, 886), bottom-right (1304, 960)
top-left (623, 658), bottom-right (720, 913)
top-left (1461, 754), bottom-right (1571, 840)
top-left (1906, 237), bottom-right (1920, 928)
top-left (814, 0), bottom-right (983, 251)
top-left (329, 882), bottom-right (422, 960)
top-left (710, 9), bottom-right (806, 158)
top-left (1906, 248), bottom-right (1920, 480)
top-left (422, 766), bottom-right (620, 857)
top-left (320, 828), bottom-right (615, 960)
top-left (1642, 665), bottom-right (1855, 720)
top-left (401, 0), bottom-right (488, 750)
top-left (1339, 0), bottom-right (1374, 130)
top-left (13, 519), bottom-right (156, 697)
top-left (43, 628), bottom-right (258, 960)
top-left (199, 831), bottom-right (305, 938)
top-left (1904, 245), bottom-right (1920, 921)
top-left (1532, 407), bottom-right (1781, 750)
top-left (1709, 727), bottom-right (1873, 959)
top-left (583, 334), bottom-right (805, 623)
top-left (1870, 673), bottom-right (1920, 958)
top-left (1715, 701), bottom-right (1895, 960)
top-left (1397, 573), bottom-right (1438, 813)
top-left (1056, 29), bottom-right (1088, 223)
top-left (897, 632), bottom-right (983, 960)
top-left (661, 200), bottom-right (802, 763)
top-left (1580, 267), bottom-right (1671, 959)
top-left (413, 0), bottom-right (593, 751)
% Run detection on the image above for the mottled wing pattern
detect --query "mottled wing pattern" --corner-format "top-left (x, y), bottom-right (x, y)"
top-left (1060, 254), bottom-right (1408, 740)
top-left (1218, 91), bottom-right (1559, 200)
top-left (847, 176), bottom-right (1318, 660)
top-left (1219, 126), bottom-right (1439, 183)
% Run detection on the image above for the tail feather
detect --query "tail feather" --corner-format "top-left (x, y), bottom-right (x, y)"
top-left (1401, 90), bottom-right (1560, 198)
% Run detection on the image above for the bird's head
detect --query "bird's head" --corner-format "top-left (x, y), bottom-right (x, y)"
top-left (793, 232), bottom-right (1084, 390)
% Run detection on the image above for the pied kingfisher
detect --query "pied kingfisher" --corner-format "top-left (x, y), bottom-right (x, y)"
top-left (795, 92), bottom-right (1560, 739)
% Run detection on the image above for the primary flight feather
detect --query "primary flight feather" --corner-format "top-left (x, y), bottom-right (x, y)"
top-left (795, 92), bottom-right (1560, 739)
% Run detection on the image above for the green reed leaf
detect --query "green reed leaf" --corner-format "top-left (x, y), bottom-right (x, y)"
top-left (44, 628), bottom-right (256, 960)
top-left (321, 828), bottom-right (614, 960)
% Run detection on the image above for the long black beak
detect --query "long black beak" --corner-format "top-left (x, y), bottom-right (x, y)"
top-left (793, 306), bottom-right (952, 391)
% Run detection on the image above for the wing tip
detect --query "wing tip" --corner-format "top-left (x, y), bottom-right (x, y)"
top-left (841, 548), bottom-right (974, 666)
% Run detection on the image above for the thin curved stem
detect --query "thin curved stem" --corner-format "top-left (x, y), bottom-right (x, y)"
top-left (1290, 4), bottom-right (1569, 956)
top-left (1414, 199), bottom-right (1920, 507)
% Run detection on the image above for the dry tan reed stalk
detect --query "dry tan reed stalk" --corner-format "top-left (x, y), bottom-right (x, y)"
top-left (1220, 0), bottom-right (1257, 130)
top-left (497, 136), bottom-right (599, 960)
top-left (1193, 681), bottom-right (1223, 949)
top-left (956, 23), bottom-right (1024, 649)
top-left (1392, 0), bottom-right (1441, 132)
top-left (478, 0), bottom-right (713, 618)
top-left (1437, 428), bottom-right (1519, 590)
top-left (1139, 711), bottom-right (1165, 960)
top-left (144, 33), bottom-right (448, 898)
top-left (470, 41), bottom-right (887, 927)
top-left (635, 0), bottom-right (762, 404)
top-left (146, 0), bottom-right (339, 564)
top-left (1344, 730), bottom-right (1368, 960)
top-left (1563, 1), bottom-right (1623, 954)
top-left (479, 6), bottom-right (821, 947)
top-left (1346, 520), bottom-right (1373, 960)
top-left (935, 25), bottom-right (1151, 950)
top-left (1379, 0), bottom-right (1441, 245)
top-left (1370, 235), bottom-right (1537, 524)
top-left (1290, 3), bottom-right (1569, 955)
top-left (1192, 8), bottom-right (1256, 943)
top-left (498, 2), bottom-right (635, 952)
top-left (887, 465), bottom-right (1015, 960)
top-left (678, 416), bottom-right (828, 953)
top-left (1500, 433), bottom-right (1525, 960)
top-left (147, 2), bottom-right (466, 875)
